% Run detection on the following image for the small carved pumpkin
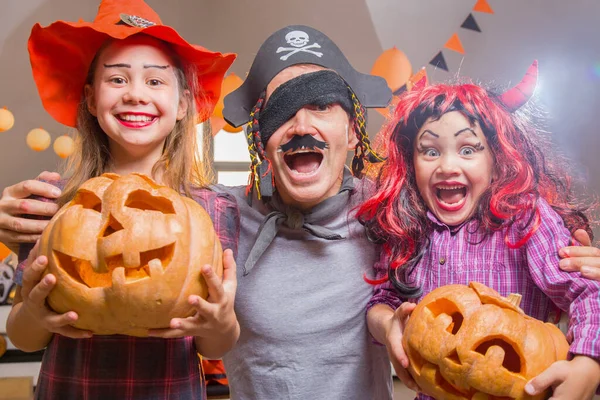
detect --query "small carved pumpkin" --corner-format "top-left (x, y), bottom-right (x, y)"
top-left (403, 282), bottom-right (569, 400)
top-left (39, 173), bottom-right (222, 336)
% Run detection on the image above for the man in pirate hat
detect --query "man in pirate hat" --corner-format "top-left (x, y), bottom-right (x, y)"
top-left (214, 25), bottom-right (396, 399)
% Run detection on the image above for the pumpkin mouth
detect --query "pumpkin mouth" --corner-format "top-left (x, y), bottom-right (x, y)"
top-left (53, 242), bottom-right (175, 288)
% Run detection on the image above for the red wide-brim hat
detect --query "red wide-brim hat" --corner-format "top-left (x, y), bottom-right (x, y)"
top-left (28, 0), bottom-right (236, 127)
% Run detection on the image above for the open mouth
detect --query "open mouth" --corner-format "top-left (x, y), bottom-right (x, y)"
top-left (116, 113), bottom-right (157, 127)
top-left (436, 185), bottom-right (467, 206)
top-left (283, 150), bottom-right (323, 174)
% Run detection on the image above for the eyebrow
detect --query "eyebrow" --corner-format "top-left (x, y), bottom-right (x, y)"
top-left (419, 129), bottom-right (439, 140)
top-left (102, 63), bottom-right (170, 69)
top-left (418, 127), bottom-right (477, 140)
top-left (454, 127), bottom-right (477, 137)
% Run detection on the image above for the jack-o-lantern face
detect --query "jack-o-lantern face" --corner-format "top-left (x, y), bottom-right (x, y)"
top-left (403, 282), bottom-right (569, 400)
top-left (39, 173), bottom-right (222, 336)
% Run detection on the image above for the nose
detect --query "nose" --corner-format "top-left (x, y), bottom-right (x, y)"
top-left (437, 154), bottom-right (461, 177)
top-left (122, 81), bottom-right (150, 105)
top-left (288, 107), bottom-right (317, 136)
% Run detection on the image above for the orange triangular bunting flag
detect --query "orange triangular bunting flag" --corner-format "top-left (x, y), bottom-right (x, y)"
top-left (473, 0), bottom-right (494, 14)
top-left (444, 33), bottom-right (465, 54)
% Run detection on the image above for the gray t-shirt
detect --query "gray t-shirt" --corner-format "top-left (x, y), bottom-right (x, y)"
top-left (214, 175), bottom-right (392, 400)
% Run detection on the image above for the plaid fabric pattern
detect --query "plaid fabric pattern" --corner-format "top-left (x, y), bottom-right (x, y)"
top-left (15, 180), bottom-right (240, 400)
top-left (369, 198), bottom-right (600, 400)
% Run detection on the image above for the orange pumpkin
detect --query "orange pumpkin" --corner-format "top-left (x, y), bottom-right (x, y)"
top-left (39, 173), bottom-right (222, 336)
top-left (403, 282), bottom-right (569, 400)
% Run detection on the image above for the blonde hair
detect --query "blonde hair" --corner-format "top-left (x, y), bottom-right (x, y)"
top-left (58, 35), bottom-right (213, 206)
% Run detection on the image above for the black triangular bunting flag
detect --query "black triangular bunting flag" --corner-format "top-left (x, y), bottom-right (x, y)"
top-left (461, 13), bottom-right (481, 32)
top-left (429, 51), bottom-right (448, 72)
top-left (393, 83), bottom-right (408, 96)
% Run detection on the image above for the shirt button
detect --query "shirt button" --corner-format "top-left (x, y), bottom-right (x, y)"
top-left (439, 257), bottom-right (446, 265)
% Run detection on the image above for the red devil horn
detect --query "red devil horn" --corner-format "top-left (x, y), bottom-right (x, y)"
top-left (498, 60), bottom-right (538, 111)
top-left (411, 76), bottom-right (427, 91)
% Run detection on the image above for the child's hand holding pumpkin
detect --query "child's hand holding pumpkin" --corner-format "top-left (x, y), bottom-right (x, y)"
top-left (383, 302), bottom-right (420, 392)
top-left (148, 249), bottom-right (240, 358)
top-left (11, 241), bottom-right (92, 346)
top-left (525, 355), bottom-right (600, 399)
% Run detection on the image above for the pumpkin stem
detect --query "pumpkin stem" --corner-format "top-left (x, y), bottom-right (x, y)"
top-left (506, 293), bottom-right (522, 307)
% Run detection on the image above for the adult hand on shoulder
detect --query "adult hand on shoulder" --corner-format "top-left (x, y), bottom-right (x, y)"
top-left (385, 302), bottom-right (420, 393)
top-left (0, 171), bottom-right (62, 253)
top-left (559, 229), bottom-right (600, 281)
top-left (19, 241), bottom-right (92, 339)
top-left (525, 356), bottom-right (600, 400)
top-left (148, 249), bottom-right (239, 339)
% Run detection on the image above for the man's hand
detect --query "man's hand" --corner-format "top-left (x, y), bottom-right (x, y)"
top-left (0, 172), bottom-right (61, 253)
top-left (559, 229), bottom-right (600, 280)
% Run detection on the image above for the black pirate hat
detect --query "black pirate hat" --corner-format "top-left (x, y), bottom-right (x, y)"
top-left (223, 25), bottom-right (392, 127)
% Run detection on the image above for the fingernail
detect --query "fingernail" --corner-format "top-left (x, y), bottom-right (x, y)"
top-left (202, 265), bottom-right (212, 274)
top-left (51, 188), bottom-right (62, 197)
top-left (524, 383), bottom-right (534, 395)
top-left (581, 266), bottom-right (592, 275)
top-left (558, 248), bottom-right (568, 257)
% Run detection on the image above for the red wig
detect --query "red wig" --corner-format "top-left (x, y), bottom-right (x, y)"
top-left (357, 79), bottom-right (592, 296)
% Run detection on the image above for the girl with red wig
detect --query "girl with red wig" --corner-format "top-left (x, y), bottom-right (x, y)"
top-left (358, 62), bottom-right (600, 399)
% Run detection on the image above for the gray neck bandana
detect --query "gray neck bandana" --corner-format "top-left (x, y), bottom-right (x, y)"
top-left (244, 168), bottom-right (355, 275)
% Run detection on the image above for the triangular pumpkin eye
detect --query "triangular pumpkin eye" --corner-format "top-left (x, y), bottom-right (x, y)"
top-left (125, 190), bottom-right (175, 214)
top-left (101, 214), bottom-right (124, 237)
top-left (72, 189), bottom-right (102, 212)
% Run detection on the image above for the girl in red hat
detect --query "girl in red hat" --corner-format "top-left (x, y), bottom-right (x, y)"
top-left (358, 63), bottom-right (600, 400)
top-left (6, 1), bottom-right (239, 399)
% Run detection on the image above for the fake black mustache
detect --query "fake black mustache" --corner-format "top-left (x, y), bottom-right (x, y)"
top-left (278, 135), bottom-right (329, 153)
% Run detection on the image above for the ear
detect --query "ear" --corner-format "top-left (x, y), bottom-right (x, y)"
top-left (84, 84), bottom-right (97, 116)
top-left (176, 90), bottom-right (190, 121)
top-left (347, 122), bottom-right (359, 150)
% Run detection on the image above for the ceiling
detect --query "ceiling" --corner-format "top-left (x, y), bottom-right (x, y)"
top-left (1, 0), bottom-right (598, 232)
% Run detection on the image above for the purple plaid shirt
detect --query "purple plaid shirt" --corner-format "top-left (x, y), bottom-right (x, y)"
top-left (15, 180), bottom-right (240, 400)
top-left (369, 197), bottom-right (600, 400)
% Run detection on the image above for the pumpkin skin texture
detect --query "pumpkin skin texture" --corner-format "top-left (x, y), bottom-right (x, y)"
top-left (402, 282), bottom-right (569, 400)
top-left (38, 173), bottom-right (223, 336)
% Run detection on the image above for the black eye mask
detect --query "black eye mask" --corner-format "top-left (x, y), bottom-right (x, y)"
top-left (278, 135), bottom-right (329, 153)
top-left (258, 70), bottom-right (353, 148)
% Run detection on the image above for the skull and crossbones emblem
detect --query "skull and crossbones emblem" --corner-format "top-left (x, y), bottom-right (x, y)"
top-left (276, 30), bottom-right (323, 61)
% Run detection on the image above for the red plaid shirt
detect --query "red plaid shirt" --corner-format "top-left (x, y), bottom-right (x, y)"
top-left (16, 181), bottom-right (240, 400)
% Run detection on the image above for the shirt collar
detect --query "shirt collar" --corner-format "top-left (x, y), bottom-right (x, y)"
top-left (426, 210), bottom-right (477, 234)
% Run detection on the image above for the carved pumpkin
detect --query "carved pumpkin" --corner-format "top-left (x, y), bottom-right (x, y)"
top-left (39, 173), bottom-right (223, 336)
top-left (403, 282), bottom-right (569, 400)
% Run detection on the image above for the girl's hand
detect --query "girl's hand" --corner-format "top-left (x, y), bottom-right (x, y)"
top-left (385, 302), bottom-right (420, 392)
top-left (559, 229), bottom-right (600, 280)
top-left (20, 243), bottom-right (92, 339)
top-left (148, 249), bottom-right (239, 339)
top-left (525, 356), bottom-right (600, 400)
